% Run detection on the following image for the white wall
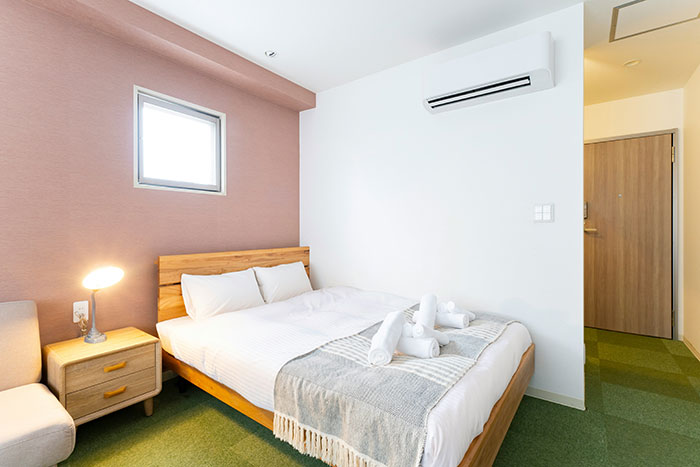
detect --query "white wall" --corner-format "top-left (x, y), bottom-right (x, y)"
top-left (300, 4), bottom-right (584, 408)
top-left (584, 89), bottom-right (683, 141)
top-left (684, 64), bottom-right (700, 357)
top-left (585, 90), bottom-right (684, 339)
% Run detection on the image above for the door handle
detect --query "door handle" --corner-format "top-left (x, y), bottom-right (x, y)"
top-left (584, 228), bottom-right (598, 233)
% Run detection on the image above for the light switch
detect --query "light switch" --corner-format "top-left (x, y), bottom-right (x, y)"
top-left (534, 204), bottom-right (554, 223)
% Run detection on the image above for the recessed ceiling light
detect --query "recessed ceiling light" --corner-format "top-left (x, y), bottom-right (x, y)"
top-left (623, 59), bottom-right (641, 68)
top-left (264, 50), bottom-right (277, 58)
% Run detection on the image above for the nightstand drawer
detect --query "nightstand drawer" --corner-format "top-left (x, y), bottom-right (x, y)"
top-left (66, 368), bottom-right (156, 419)
top-left (65, 344), bottom-right (156, 392)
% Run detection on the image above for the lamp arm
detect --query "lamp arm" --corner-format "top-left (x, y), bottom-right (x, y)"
top-left (84, 289), bottom-right (106, 343)
top-left (90, 290), bottom-right (97, 333)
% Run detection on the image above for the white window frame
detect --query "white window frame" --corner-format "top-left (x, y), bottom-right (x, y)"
top-left (133, 86), bottom-right (226, 195)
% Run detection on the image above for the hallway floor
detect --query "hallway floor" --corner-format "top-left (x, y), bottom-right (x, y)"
top-left (495, 327), bottom-right (700, 466)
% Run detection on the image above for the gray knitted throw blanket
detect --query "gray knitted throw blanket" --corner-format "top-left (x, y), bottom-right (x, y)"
top-left (273, 306), bottom-right (513, 467)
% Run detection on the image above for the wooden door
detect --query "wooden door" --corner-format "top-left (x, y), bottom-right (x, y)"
top-left (584, 134), bottom-right (673, 338)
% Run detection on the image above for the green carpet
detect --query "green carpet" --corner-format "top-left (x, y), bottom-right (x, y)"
top-left (61, 328), bottom-right (700, 466)
top-left (495, 328), bottom-right (700, 466)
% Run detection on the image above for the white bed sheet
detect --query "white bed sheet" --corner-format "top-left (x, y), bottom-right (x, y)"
top-left (157, 287), bottom-right (531, 467)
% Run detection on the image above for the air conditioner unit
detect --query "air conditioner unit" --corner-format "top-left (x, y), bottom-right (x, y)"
top-left (423, 31), bottom-right (554, 113)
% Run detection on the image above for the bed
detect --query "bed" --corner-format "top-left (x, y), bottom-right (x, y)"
top-left (156, 247), bottom-right (534, 467)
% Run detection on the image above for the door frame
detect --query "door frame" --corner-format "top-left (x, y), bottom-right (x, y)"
top-left (584, 128), bottom-right (679, 339)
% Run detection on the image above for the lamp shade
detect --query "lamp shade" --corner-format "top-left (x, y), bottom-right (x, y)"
top-left (82, 266), bottom-right (124, 290)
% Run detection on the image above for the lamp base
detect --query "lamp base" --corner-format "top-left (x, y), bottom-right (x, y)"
top-left (84, 329), bottom-right (106, 344)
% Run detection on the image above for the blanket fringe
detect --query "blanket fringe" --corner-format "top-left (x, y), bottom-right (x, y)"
top-left (274, 413), bottom-right (385, 467)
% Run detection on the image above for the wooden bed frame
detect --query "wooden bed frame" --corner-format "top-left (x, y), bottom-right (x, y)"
top-left (157, 246), bottom-right (534, 467)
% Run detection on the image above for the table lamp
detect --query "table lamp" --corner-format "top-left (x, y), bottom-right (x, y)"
top-left (82, 266), bottom-right (124, 343)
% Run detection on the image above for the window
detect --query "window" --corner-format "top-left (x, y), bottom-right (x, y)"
top-left (135, 88), bottom-right (225, 194)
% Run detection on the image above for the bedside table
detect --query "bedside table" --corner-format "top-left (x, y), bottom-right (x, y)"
top-left (43, 327), bottom-right (162, 425)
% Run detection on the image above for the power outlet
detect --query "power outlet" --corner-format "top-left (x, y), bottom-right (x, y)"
top-left (73, 301), bottom-right (89, 323)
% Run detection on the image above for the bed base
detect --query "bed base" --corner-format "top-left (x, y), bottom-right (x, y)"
top-left (163, 344), bottom-right (534, 467)
top-left (162, 351), bottom-right (274, 429)
top-left (459, 343), bottom-right (534, 466)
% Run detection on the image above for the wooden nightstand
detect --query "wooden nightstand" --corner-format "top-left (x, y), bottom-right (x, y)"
top-left (43, 327), bottom-right (162, 425)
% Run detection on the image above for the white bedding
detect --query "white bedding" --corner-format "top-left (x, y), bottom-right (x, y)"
top-left (157, 286), bottom-right (531, 467)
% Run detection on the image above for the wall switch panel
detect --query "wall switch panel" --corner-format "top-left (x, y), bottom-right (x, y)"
top-left (73, 300), bottom-right (89, 323)
top-left (534, 204), bottom-right (554, 223)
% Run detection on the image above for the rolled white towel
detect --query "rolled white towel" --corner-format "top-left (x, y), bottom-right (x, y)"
top-left (413, 323), bottom-right (450, 346)
top-left (414, 294), bottom-right (437, 328)
top-left (396, 337), bottom-right (439, 359)
top-left (368, 310), bottom-right (405, 366)
top-left (435, 311), bottom-right (469, 329)
top-left (402, 322), bottom-right (414, 337)
top-left (438, 301), bottom-right (476, 321)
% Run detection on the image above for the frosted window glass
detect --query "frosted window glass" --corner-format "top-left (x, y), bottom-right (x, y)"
top-left (136, 91), bottom-right (223, 193)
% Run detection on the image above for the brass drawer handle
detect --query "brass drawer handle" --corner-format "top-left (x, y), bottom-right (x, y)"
top-left (584, 228), bottom-right (598, 233)
top-left (104, 386), bottom-right (127, 399)
top-left (103, 361), bottom-right (127, 373)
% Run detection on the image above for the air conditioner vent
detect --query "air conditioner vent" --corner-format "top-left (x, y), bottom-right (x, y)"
top-left (426, 76), bottom-right (532, 109)
top-left (423, 32), bottom-right (554, 113)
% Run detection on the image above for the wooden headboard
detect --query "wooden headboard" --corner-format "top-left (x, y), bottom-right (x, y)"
top-left (157, 246), bottom-right (310, 322)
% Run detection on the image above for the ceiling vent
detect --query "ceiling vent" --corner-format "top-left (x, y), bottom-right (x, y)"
top-left (609, 0), bottom-right (700, 42)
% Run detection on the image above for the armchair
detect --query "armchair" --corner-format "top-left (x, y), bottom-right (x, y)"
top-left (0, 301), bottom-right (75, 467)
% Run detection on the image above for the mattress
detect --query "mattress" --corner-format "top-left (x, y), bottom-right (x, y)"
top-left (157, 287), bottom-right (531, 467)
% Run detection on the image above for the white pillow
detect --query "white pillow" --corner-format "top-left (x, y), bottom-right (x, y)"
top-left (253, 261), bottom-right (312, 303)
top-left (180, 268), bottom-right (264, 321)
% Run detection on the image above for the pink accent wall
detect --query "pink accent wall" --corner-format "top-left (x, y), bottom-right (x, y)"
top-left (0, 0), bottom-right (303, 344)
top-left (24, 0), bottom-right (315, 112)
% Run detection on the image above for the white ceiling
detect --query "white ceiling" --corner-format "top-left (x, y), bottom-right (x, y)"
top-left (584, 0), bottom-right (700, 105)
top-left (129, 0), bottom-right (580, 92)
top-left (128, 0), bottom-right (700, 104)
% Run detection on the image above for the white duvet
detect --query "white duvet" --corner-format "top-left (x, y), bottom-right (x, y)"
top-left (157, 286), bottom-right (531, 467)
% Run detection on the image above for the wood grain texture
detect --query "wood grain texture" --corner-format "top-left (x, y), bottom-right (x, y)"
top-left (158, 285), bottom-right (187, 323)
top-left (66, 367), bottom-right (155, 419)
top-left (157, 247), bottom-right (310, 321)
top-left (458, 344), bottom-right (535, 467)
top-left (43, 327), bottom-right (162, 425)
top-left (44, 327), bottom-right (158, 371)
top-left (163, 344), bottom-right (534, 466)
top-left (69, 348), bottom-right (161, 426)
top-left (158, 246), bottom-right (309, 285)
top-left (584, 134), bottom-right (673, 338)
top-left (65, 343), bottom-right (155, 393)
top-left (162, 351), bottom-right (274, 429)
